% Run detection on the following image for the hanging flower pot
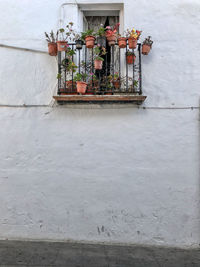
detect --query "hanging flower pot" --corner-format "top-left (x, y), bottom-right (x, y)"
top-left (142, 44), bottom-right (151, 55)
top-left (142, 36), bottom-right (153, 55)
top-left (85, 36), bottom-right (95, 48)
top-left (128, 38), bottom-right (137, 49)
top-left (106, 34), bottom-right (117, 46)
top-left (57, 41), bottom-right (68, 51)
top-left (97, 36), bottom-right (106, 47)
top-left (94, 59), bottom-right (103, 70)
top-left (48, 42), bottom-right (57, 56)
top-left (75, 40), bottom-right (83, 50)
top-left (76, 81), bottom-right (87, 94)
top-left (118, 37), bottom-right (127, 48)
top-left (126, 54), bottom-right (136, 64)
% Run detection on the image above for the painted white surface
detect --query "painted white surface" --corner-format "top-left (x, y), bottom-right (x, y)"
top-left (0, 0), bottom-right (200, 247)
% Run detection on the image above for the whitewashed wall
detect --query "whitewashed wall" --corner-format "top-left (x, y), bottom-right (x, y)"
top-left (0, 0), bottom-right (200, 248)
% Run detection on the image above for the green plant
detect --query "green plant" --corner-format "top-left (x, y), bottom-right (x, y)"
top-left (74, 72), bottom-right (88, 82)
top-left (58, 22), bottom-right (75, 41)
top-left (94, 46), bottom-right (106, 61)
top-left (108, 72), bottom-right (120, 81)
top-left (143, 36), bottom-right (153, 47)
top-left (96, 26), bottom-right (106, 37)
top-left (89, 73), bottom-right (98, 81)
top-left (65, 22), bottom-right (76, 42)
top-left (58, 28), bottom-right (67, 41)
top-left (133, 80), bottom-right (138, 88)
top-left (44, 30), bottom-right (58, 43)
top-left (67, 61), bottom-right (77, 73)
top-left (66, 47), bottom-right (76, 57)
top-left (81, 29), bottom-right (94, 40)
top-left (121, 76), bottom-right (138, 89)
top-left (57, 73), bottom-right (62, 79)
top-left (61, 57), bottom-right (77, 73)
top-left (126, 50), bottom-right (135, 56)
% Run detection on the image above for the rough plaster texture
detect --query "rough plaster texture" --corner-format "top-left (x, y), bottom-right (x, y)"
top-left (0, 0), bottom-right (200, 249)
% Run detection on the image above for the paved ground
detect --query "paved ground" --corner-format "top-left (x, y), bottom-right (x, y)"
top-left (0, 240), bottom-right (199, 266)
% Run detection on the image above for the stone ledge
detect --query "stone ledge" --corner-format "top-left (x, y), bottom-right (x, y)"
top-left (53, 95), bottom-right (147, 104)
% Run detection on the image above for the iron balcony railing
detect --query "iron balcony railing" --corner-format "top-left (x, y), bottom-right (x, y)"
top-left (57, 41), bottom-right (142, 95)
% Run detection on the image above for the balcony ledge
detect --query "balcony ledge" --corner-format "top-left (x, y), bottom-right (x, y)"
top-left (53, 95), bottom-right (146, 104)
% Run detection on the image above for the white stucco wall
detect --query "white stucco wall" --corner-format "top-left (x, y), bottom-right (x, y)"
top-left (0, 0), bottom-right (200, 247)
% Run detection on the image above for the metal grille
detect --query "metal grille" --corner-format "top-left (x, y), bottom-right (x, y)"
top-left (57, 41), bottom-right (142, 95)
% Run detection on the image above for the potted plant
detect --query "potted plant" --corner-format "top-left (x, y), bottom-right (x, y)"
top-left (117, 34), bottom-right (127, 48)
top-left (125, 28), bottom-right (141, 49)
top-left (45, 30), bottom-right (58, 56)
top-left (61, 47), bottom-right (77, 90)
top-left (142, 36), bottom-right (153, 55)
top-left (57, 22), bottom-right (75, 51)
top-left (126, 50), bottom-right (136, 64)
top-left (57, 28), bottom-right (68, 51)
top-left (110, 72), bottom-right (120, 89)
top-left (81, 29), bottom-right (95, 48)
top-left (88, 73), bottom-right (99, 93)
top-left (74, 73), bottom-right (88, 94)
top-left (96, 25), bottom-right (106, 47)
top-left (105, 23), bottom-right (120, 46)
top-left (65, 60), bottom-right (77, 90)
top-left (57, 73), bottom-right (66, 94)
top-left (93, 46), bottom-right (106, 70)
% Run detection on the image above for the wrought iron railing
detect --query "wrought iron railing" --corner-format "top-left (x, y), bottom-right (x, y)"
top-left (57, 41), bottom-right (142, 95)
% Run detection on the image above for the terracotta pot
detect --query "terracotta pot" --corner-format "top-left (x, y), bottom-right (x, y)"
top-left (77, 81), bottom-right (87, 94)
top-left (94, 59), bottom-right (103, 70)
top-left (48, 42), bottom-right (57, 56)
top-left (126, 54), bottom-right (136, 64)
top-left (85, 36), bottom-right (95, 48)
top-left (57, 41), bottom-right (68, 51)
top-left (59, 88), bottom-right (67, 95)
top-left (112, 80), bottom-right (120, 89)
top-left (118, 37), bottom-right (127, 48)
top-left (106, 34), bottom-right (117, 46)
top-left (142, 44), bottom-right (151, 55)
top-left (66, 81), bottom-right (76, 91)
top-left (128, 38), bottom-right (137, 49)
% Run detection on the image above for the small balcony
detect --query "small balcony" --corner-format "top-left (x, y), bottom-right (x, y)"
top-left (53, 41), bottom-right (146, 104)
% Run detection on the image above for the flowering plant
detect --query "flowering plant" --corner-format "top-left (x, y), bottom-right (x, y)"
top-left (66, 22), bottom-right (75, 41)
top-left (58, 22), bottom-right (75, 41)
top-left (89, 73), bottom-right (98, 81)
top-left (105, 23), bottom-right (120, 37)
top-left (125, 28), bottom-right (142, 40)
top-left (143, 36), bottom-right (153, 47)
